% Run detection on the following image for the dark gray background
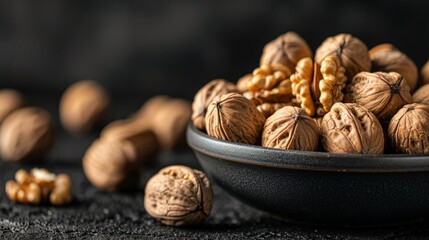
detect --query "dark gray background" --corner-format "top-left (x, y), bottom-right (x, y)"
top-left (0, 0), bottom-right (428, 101)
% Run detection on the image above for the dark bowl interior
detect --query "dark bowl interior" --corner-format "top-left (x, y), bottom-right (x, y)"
top-left (186, 124), bottom-right (429, 225)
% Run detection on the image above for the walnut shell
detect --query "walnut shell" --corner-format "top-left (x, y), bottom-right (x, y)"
top-left (260, 31), bottom-right (313, 71)
top-left (60, 80), bottom-right (110, 135)
top-left (412, 84), bottom-right (429, 105)
top-left (369, 44), bottom-right (418, 92)
top-left (205, 93), bottom-right (266, 144)
top-left (344, 72), bottom-right (412, 121)
top-left (315, 33), bottom-right (371, 81)
top-left (0, 89), bottom-right (25, 124)
top-left (83, 138), bottom-right (143, 191)
top-left (144, 165), bottom-right (212, 226)
top-left (321, 103), bottom-right (384, 154)
top-left (192, 79), bottom-right (237, 130)
top-left (0, 107), bottom-right (54, 162)
top-left (262, 106), bottom-right (319, 151)
top-left (136, 96), bottom-right (191, 149)
top-left (421, 60), bottom-right (429, 86)
top-left (388, 103), bottom-right (429, 154)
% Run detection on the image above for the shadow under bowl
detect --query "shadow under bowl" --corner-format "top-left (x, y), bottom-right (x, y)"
top-left (187, 124), bottom-right (429, 226)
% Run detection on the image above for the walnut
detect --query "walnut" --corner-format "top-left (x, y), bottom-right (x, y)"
top-left (260, 31), bottom-right (313, 70)
top-left (321, 103), bottom-right (384, 154)
top-left (192, 79), bottom-right (237, 131)
top-left (0, 107), bottom-right (54, 163)
top-left (0, 89), bottom-right (25, 124)
top-left (262, 106), bottom-right (319, 151)
top-left (135, 96), bottom-right (191, 149)
top-left (290, 56), bottom-right (346, 117)
top-left (388, 103), bottom-right (429, 154)
top-left (205, 93), bottom-right (266, 144)
top-left (344, 72), bottom-right (412, 121)
top-left (412, 84), bottom-right (429, 105)
top-left (246, 64), bottom-right (293, 104)
top-left (315, 33), bottom-right (371, 81)
top-left (144, 165), bottom-right (212, 226)
top-left (369, 44), bottom-right (418, 92)
top-left (257, 102), bottom-right (294, 118)
top-left (421, 60), bottom-right (429, 86)
top-left (236, 74), bottom-right (252, 93)
top-left (5, 168), bottom-right (72, 206)
top-left (83, 132), bottom-right (156, 191)
top-left (60, 80), bottom-right (110, 135)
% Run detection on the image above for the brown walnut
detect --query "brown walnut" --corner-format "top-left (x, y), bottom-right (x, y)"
top-left (144, 165), bottom-right (212, 226)
top-left (412, 84), bottom-right (429, 105)
top-left (60, 80), bottom-right (110, 135)
top-left (0, 89), bottom-right (25, 124)
top-left (315, 33), bottom-right (371, 81)
top-left (192, 79), bottom-right (237, 131)
top-left (257, 102), bottom-right (294, 118)
top-left (262, 106), bottom-right (319, 151)
top-left (388, 103), bottom-right (429, 154)
top-left (236, 74), bottom-right (252, 93)
top-left (260, 31), bottom-right (313, 71)
top-left (369, 43), bottom-right (418, 92)
top-left (205, 93), bottom-right (266, 145)
top-left (0, 107), bottom-right (54, 163)
top-left (344, 72), bottom-right (412, 121)
top-left (421, 60), bottom-right (429, 86)
top-left (321, 102), bottom-right (384, 154)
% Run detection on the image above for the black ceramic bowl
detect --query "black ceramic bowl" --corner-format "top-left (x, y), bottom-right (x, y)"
top-left (187, 124), bottom-right (429, 225)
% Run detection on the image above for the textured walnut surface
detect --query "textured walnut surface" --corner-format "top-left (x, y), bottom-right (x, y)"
top-left (412, 84), bottom-right (429, 105)
top-left (344, 72), bottom-right (412, 121)
top-left (388, 103), bottom-right (429, 154)
top-left (321, 103), bottom-right (384, 154)
top-left (421, 60), bottom-right (429, 86)
top-left (262, 106), bottom-right (318, 151)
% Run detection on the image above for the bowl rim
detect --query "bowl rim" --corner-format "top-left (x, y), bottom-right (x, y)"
top-left (187, 124), bottom-right (429, 173)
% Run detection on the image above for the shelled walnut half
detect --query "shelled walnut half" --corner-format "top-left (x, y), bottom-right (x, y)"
top-left (289, 55), bottom-right (346, 117)
top-left (321, 102), bottom-right (384, 154)
top-left (144, 165), bottom-right (212, 226)
top-left (5, 168), bottom-right (72, 206)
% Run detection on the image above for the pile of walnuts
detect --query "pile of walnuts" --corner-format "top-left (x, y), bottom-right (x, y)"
top-left (193, 32), bottom-right (429, 155)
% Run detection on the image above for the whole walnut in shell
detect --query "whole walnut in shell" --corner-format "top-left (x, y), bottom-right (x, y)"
top-left (262, 106), bottom-right (319, 151)
top-left (192, 79), bottom-right (237, 131)
top-left (321, 103), bottom-right (384, 154)
top-left (0, 107), bottom-right (54, 163)
top-left (412, 84), bottom-right (429, 105)
top-left (144, 165), bottom-right (212, 226)
top-left (315, 33), bottom-right (371, 81)
top-left (421, 60), bottom-right (429, 86)
top-left (60, 80), bottom-right (110, 135)
top-left (0, 89), bottom-right (25, 124)
top-left (344, 72), bottom-right (412, 121)
top-left (369, 44), bottom-right (418, 92)
top-left (260, 31), bottom-right (313, 70)
top-left (388, 104), bottom-right (429, 154)
top-left (205, 93), bottom-right (266, 145)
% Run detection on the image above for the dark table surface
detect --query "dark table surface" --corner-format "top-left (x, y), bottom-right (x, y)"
top-left (2, 96), bottom-right (429, 239)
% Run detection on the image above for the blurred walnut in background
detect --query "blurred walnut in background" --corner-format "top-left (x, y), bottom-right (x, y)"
top-left (421, 60), bottom-right (429, 86)
top-left (0, 89), bottom-right (25, 125)
top-left (60, 80), bottom-right (110, 136)
top-left (369, 43), bottom-right (418, 92)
